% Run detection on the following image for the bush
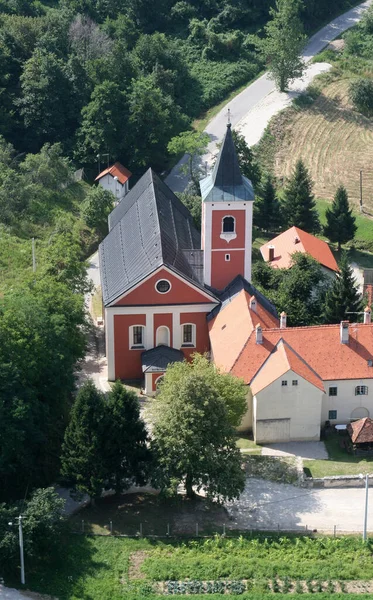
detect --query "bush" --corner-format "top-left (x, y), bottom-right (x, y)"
top-left (349, 78), bottom-right (373, 116)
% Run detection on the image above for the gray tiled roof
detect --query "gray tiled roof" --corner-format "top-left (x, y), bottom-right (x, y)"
top-left (200, 124), bottom-right (254, 203)
top-left (207, 275), bottom-right (278, 322)
top-left (100, 168), bottom-right (209, 306)
top-left (141, 345), bottom-right (184, 373)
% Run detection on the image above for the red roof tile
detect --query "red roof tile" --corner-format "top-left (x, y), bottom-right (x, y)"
top-left (95, 162), bottom-right (132, 185)
top-left (232, 322), bottom-right (373, 384)
top-left (208, 289), bottom-right (279, 372)
top-left (251, 339), bottom-right (324, 394)
top-left (347, 417), bottom-right (373, 444)
top-left (260, 226), bottom-right (339, 272)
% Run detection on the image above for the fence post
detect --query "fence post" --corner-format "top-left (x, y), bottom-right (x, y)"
top-left (167, 523), bottom-right (170, 536)
top-left (140, 523), bottom-right (143, 537)
top-left (81, 520), bottom-right (84, 533)
top-left (223, 523), bottom-right (226, 536)
top-left (196, 522), bottom-right (199, 537)
top-left (110, 521), bottom-right (113, 534)
top-left (305, 524), bottom-right (308, 532)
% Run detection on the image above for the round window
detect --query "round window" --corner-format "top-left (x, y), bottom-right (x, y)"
top-left (156, 279), bottom-right (171, 294)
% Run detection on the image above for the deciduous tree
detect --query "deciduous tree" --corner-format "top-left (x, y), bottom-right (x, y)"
top-left (168, 130), bottom-right (210, 191)
top-left (151, 354), bottom-right (246, 501)
top-left (81, 186), bottom-right (115, 236)
top-left (232, 130), bottom-right (261, 186)
top-left (259, 0), bottom-right (305, 92)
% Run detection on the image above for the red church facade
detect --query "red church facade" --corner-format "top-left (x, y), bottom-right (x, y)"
top-left (99, 124), bottom-right (256, 394)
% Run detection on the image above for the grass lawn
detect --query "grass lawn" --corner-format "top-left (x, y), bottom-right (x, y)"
top-left (304, 432), bottom-right (373, 477)
top-left (244, 455), bottom-right (299, 484)
top-left (235, 432), bottom-right (262, 453)
top-left (13, 533), bottom-right (373, 599)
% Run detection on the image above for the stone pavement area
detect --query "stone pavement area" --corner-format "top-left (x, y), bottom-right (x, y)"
top-left (261, 441), bottom-right (328, 460)
top-left (0, 585), bottom-right (55, 599)
top-left (226, 478), bottom-right (373, 532)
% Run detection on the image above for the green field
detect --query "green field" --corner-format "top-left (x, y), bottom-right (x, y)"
top-left (14, 534), bottom-right (373, 599)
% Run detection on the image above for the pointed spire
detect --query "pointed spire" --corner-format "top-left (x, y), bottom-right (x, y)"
top-left (211, 123), bottom-right (243, 189)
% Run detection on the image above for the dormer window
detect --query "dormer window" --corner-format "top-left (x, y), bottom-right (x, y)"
top-left (220, 215), bottom-right (237, 243)
top-left (222, 216), bottom-right (235, 233)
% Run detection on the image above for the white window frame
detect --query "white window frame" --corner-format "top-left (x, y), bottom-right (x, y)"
top-left (156, 325), bottom-right (170, 347)
top-left (221, 215), bottom-right (236, 234)
top-left (129, 324), bottom-right (145, 349)
top-left (155, 279), bottom-right (172, 294)
top-left (292, 380), bottom-right (298, 386)
top-left (281, 380), bottom-right (288, 387)
top-left (355, 385), bottom-right (368, 396)
top-left (329, 386), bottom-right (338, 397)
top-left (181, 323), bottom-right (196, 348)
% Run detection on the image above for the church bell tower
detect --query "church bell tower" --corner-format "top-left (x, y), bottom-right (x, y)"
top-left (200, 123), bottom-right (255, 291)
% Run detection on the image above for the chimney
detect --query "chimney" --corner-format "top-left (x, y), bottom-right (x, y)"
top-left (280, 311), bottom-right (287, 329)
top-left (268, 245), bottom-right (275, 262)
top-left (250, 296), bottom-right (257, 312)
top-left (256, 323), bottom-right (263, 344)
top-left (294, 236), bottom-right (300, 244)
top-left (340, 321), bottom-right (349, 344)
top-left (364, 307), bottom-right (372, 324)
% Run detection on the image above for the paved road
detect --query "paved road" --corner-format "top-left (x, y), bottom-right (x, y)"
top-left (227, 478), bottom-right (373, 533)
top-left (0, 585), bottom-right (53, 600)
top-left (165, 0), bottom-right (373, 193)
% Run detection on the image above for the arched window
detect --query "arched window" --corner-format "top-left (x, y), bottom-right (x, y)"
top-left (156, 326), bottom-right (170, 346)
top-left (222, 216), bottom-right (235, 233)
top-left (181, 323), bottom-right (196, 347)
top-left (130, 325), bottom-right (145, 349)
top-left (155, 375), bottom-right (164, 393)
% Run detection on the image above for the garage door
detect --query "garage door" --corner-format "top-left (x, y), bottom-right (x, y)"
top-left (256, 418), bottom-right (290, 443)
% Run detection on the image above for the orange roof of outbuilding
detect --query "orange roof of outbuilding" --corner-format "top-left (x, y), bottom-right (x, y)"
top-left (232, 322), bottom-right (373, 385)
top-left (250, 339), bottom-right (324, 394)
top-left (208, 289), bottom-right (279, 372)
top-left (260, 226), bottom-right (339, 272)
top-left (95, 162), bottom-right (132, 185)
top-left (347, 417), bottom-right (373, 444)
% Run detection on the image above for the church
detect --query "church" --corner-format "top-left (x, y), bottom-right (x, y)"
top-left (99, 124), bottom-right (373, 443)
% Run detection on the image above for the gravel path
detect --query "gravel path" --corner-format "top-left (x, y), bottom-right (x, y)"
top-left (262, 441), bottom-right (328, 460)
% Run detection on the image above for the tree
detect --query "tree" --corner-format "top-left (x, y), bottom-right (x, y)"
top-left (151, 354), bottom-right (246, 501)
top-left (168, 130), bottom-right (210, 191)
top-left (323, 253), bottom-right (363, 324)
top-left (128, 73), bottom-right (187, 169)
top-left (81, 186), bottom-right (115, 236)
top-left (349, 78), bottom-right (373, 117)
top-left (324, 185), bottom-right (357, 251)
top-left (104, 381), bottom-right (151, 495)
top-left (76, 80), bottom-right (128, 164)
top-left (61, 380), bottom-right (107, 503)
top-left (282, 159), bottom-right (320, 233)
top-left (254, 173), bottom-right (282, 231)
top-left (232, 130), bottom-right (261, 187)
top-left (176, 192), bottom-right (202, 230)
top-left (68, 14), bottom-right (113, 65)
top-left (259, 0), bottom-right (305, 92)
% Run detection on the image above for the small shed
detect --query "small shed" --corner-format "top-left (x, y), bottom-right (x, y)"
top-left (347, 417), bottom-right (373, 451)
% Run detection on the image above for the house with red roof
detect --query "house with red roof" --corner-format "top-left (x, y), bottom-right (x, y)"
top-left (95, 162), bottom-right (132, 201)
top-left (99, 124), bottom-right (373, 442)
top-left (260, 226), bottom-right (339, 276)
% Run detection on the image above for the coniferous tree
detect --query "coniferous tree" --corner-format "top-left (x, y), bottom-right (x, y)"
top-left (323, 253), bottom-right (363, 323)
top-left (232, 130), bottom-right (261, 187)
top-left (104, 381), bottom-right (151, 496)
top-left (255, 173), bottom-right (282, 231)
top-left (282, 159), bottom-right (320, 233)
top-left (60, 380), bottom-right (107, 503)
top-left (324, 185), bottom-right (357, 251)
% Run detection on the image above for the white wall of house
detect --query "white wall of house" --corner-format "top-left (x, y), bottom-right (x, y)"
top-left (321, 378), bottom-right (373, 424)
top-left (252, 369), bottom-right (323, 443)
top-left (98, 174), bottom-right (128, 200)
top-left (237, 388), bottom-right (253, 432)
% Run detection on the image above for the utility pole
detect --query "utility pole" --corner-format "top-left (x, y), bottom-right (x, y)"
top-left (97, 154), bottom-right (101, 175)
top-left (19, 516), bottom-right (25, 585)
top-left (360, 170), bottom-right (363, 213)
top-left (32, 238), bottom-right (36, 273)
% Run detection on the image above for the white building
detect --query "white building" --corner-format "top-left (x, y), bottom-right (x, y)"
top-left (95, 162), bottom-right (131, 201)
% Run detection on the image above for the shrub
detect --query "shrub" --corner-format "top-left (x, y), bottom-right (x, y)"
top-left (349, 78), bottom-right (373, 117)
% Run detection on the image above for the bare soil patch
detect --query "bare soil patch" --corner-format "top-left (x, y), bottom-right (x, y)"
top-left (128, 550), bottom-right (150, 580)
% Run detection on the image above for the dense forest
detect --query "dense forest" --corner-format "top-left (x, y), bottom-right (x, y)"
top-left (0, 0), bottom-right (359, 173)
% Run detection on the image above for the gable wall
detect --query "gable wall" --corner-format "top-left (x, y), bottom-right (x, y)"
top-left (114, 268), bottom-right (214, 306)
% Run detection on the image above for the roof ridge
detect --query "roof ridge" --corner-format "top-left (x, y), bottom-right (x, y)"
top-left (260, 322), bottom-right (370, 333)
top-left (280, 338), bottom-right (323, 382)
